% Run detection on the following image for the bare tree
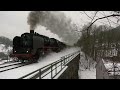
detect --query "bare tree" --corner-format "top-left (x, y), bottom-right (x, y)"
top-left (77, 11), bottom-right (120, 71)
top-left (86, 14), bottom-right (120, 37)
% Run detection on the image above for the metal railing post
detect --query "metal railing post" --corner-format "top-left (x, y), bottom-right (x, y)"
top-left (61, 60), bottom-right (62, 69)
top-left (51, 64), bottom-right (53, 79)
top-left (64, 57), bottom-right (65, 65)
top-left (39, 69), bottom-right (41, 79)
top-left (55, 64), bottom-right (57, 75)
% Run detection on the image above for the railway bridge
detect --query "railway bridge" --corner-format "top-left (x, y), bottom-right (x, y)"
top-left (19, 50), bottom-right (80, 79)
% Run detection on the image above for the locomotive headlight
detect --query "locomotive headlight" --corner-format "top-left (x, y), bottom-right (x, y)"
top-left (14, 51), bottom-right (16, 53)
top-left (26, 51), bottom-right (29, 53)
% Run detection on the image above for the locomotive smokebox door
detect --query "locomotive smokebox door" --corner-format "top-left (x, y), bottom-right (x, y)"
top-left (30, 30), bottom-right (34, 34)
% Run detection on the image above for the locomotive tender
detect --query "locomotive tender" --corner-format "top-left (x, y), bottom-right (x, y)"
top-left (10, 30), bottom-right (66, 63)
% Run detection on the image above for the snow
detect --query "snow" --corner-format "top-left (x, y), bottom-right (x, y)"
top-left (79, 51), bottom-right (96, 79)
top-left (41, 53), bottom-right (79, 79)
top-left (0, 62), bottom-right (20, 67)
top-left (102, 59), bottom-right (120, 76)
top-left (52, 66), bottom-right (68, 79)
top-left (0, 47), bottom-right (80, 79)
top-left (78, 69), bottom-right (96, 79)
top-left (41, 66), bottom-right (68, 79)
top-left (0, 60), bottom-right (9, 65)
top-left (0, 58), bottom-right (13, 65)
top-left (102, 59), bottom-right (113, 70)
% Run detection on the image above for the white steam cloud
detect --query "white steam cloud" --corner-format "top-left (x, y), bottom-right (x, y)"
top-left (27, 11), bottom-right (79, 45)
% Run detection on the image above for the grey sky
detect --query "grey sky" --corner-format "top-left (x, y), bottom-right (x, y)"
top-left (0, 11), bottom-right (119, 41)
top-left (0, 11), bottom-right (29, 39)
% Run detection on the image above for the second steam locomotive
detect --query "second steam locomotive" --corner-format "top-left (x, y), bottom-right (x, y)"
top-left (10, 30), bottom-right (66, 63)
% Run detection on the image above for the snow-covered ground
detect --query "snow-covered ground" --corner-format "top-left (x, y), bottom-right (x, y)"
top-left (0, 58), bottom-right (13, 65)
top-left (78, 69), bottom-right (96, 79)
top-left (0, 60), bottom-right (10, 65)
top-left (78, 51), bottom-right (96, 79)
top-left (102, 58), bottom-right (120, 76)
top-left (0, 47), bottom-right (80, 79)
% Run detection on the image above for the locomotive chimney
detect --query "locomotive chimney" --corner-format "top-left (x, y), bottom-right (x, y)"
top-left (30, 30), bottom-right (34, 34)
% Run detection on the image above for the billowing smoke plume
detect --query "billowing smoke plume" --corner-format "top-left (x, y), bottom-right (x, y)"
top-left (27, 11), bottom-right (79, 45)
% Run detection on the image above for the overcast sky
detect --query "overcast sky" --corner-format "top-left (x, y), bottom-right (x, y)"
top-left (0, 11), bottom-right (119, 41)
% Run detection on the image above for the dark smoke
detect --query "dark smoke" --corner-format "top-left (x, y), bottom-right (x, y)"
top-left (27, 11), bottom-right (79, 45)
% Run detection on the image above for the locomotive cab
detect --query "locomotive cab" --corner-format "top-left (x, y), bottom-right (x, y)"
top-left (12, 33), bottom-right (34, 60)
top-left (13, 33), bottom-right (33, 54)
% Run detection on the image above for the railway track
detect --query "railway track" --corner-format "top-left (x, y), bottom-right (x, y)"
top-left (0, 62), bottom-right (30, 73)
top-left (0, 62), bottom-right (22, 69)
top-left (0, 60), bottom-right (18, 66)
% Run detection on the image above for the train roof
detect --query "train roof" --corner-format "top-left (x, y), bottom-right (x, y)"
top-left (20, 32), bottom-right (66, 45)
top-left (34, 33), bottom-right (49, 39)
top-left (21, 32), bottom-right (50, 39)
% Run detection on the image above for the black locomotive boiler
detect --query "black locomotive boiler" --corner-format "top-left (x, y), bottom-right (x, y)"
top-left (10, 30), bottom-right (66, 63)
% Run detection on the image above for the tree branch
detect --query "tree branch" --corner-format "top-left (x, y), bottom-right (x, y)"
top-left (86, 14), bottom-right (120, 37)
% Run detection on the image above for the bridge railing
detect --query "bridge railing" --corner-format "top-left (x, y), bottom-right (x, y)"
top-left (18, 50), bottom-right (80, 79)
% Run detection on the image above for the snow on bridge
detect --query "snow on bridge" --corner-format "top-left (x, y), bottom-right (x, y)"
top-left (0, 47), bottom-right (80, 79)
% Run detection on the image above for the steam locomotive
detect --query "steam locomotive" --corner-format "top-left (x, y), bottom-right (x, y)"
top-left (10, 30), bottom-right (66, 63)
